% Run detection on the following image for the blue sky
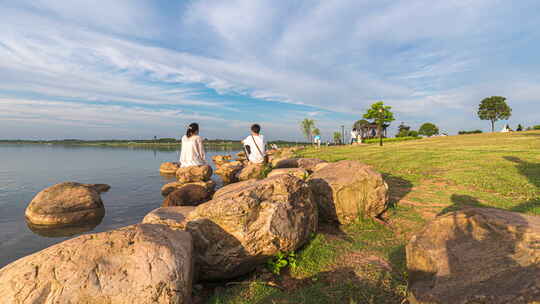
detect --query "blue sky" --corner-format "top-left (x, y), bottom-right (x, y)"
top-left (1, 0), bottom-right (539, 140)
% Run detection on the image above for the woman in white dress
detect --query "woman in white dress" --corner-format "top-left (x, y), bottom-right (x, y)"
top-left (180, 123), bottom-right (207, 167)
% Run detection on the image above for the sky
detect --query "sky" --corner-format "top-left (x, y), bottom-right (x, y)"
top-left (1, 0), bottom-right (539, 141)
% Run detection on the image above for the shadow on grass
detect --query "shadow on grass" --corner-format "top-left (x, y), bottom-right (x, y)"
top-left (383, 174), bottom-right (414, 209)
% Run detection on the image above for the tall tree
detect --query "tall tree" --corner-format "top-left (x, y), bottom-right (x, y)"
top-left (300, 119), bottom-right (315, 142)
top-left (333, 131), bottom-right (342, 144)
top-left (313, 128), bottom-right (321, 136)
top-left (363, 101), bottom-right (395, 146)
top-left (419, 123), bottom-right (439, 137)
top-left (478, 96), bottom-right (512, 132)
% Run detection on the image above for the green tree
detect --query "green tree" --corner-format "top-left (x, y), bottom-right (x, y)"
top-left (517, 124), bottom-right (523, 132)
top-left (333, 132), bottom-right (342, 144)
top-left (300, 119), bottom-right (315, 142)
top-left (478, 96), bottom-right (512, 132)
top-left (363, 101), bottom-right (395, 146)
top-left (419, 123), bottom-right (440, 137)
top-left (353, 119), bottom-right (369, 131)
top-left (313, 128), bottom-right (321, 136)
top-left (396, 122), bottom-right (412, 138)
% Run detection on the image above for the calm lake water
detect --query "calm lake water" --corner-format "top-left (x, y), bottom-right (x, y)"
top-left (0, 144), bottom-right (239, 268)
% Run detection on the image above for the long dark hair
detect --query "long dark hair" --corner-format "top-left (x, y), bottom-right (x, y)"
top-left (186, 123), bottom-right (199, 138)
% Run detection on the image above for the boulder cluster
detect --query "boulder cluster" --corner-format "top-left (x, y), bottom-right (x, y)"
top-left (5, 146), bottom-right (394, 303)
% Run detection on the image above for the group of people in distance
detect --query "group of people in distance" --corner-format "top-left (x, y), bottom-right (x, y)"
top-left (179, 123), bottom-right (266, 168)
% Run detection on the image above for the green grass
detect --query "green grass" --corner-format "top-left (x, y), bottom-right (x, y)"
top-left (205, 130), bottom-right (540, 303)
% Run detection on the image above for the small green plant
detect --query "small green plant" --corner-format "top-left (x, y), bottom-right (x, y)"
top-left (259, 164), bottom-right (273, 179)
top-left (267, 251), bottom-right (298, 275)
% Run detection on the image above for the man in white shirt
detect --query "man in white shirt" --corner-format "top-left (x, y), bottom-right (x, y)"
top-left (242, 124), bottom-right (266, 164)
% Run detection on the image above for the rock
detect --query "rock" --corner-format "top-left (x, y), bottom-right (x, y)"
top-left (274, 158), bottom-right (326, 172)
top-left (160, 161), bottom-right (181, 175)
top-left (176, 165), bottom-right (213, 183)
top-left (163, 181), bottom-right (215, 207)
top-left (236, 163), bottom-right (266, 181)
top-left (212, 179), bottom-right (258, 199)
top-left (143, 206), bottom-right (196, 229)
top-left (313, 162), bottom-right (330, 172)
top-left (0, 224), bottom-right (193, 304)
top-left (215, 161), bottom-right (244, 184)
top-left (267, 168), bottom-right (309, 179)
top-left (161, 180), bottom-right (216, 197)
top-left (407, 208), bottom-right (540, 304)
top-left (184, 174), bottom-right (317, 280)
top-left (212, 155), bottom-right (232, 167)
top-left (308, 160), bottom-right (388, 224)
top-left (25, 182), bottom-right (109, 227)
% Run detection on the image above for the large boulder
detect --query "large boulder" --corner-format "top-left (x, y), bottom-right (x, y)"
top-left (143, 206), bottom-right (195, 229)
top-left (236, 163), bottom-right (266, 181)
top-left (215, 161), bottom-right (244, 184)
top-left (407, 208), bottom-right (540, 304)
top-left (274, 158), bottom-right (327, 172)
top-left (161, 180), bottom-right (216, 197)
top-left (0, 224), bottom-right (193, 304)
top-left (159, 161), bottom-right (181, 175)
top-left (308, 160), bottom-right (388, 224)
top-left (25, 182), bottom-right (110, 226)
top-left (176, 165), bottom-right (213, 183)
top-left (163, 181), bottom-right (216, 207)
top-left (183, 174), bottom-right (317, 280)
top-left (267, 168), bottom-right (309, 179)
top-left (212, 179), bottom-right (258, 199)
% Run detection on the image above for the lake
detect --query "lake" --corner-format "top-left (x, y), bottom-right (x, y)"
top-left (0, 144), bottom-right (239, 268)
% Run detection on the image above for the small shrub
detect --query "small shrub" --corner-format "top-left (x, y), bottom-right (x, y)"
top-left (267, 251), bottom-right (298, 275)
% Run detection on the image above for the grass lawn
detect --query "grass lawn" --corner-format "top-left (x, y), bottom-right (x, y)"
top-left (201, 131), bottom-right (540, 304)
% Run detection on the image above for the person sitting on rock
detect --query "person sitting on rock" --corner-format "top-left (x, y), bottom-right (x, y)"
top-left (242, 124), bottom-right (266, 164)
top-left (180, 123), bottom-right (207, 167)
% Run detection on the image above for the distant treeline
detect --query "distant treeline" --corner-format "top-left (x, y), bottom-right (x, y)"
top-left (0, 138), bottom-right (306, 147)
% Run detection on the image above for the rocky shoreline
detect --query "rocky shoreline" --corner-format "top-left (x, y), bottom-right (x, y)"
top-left (1, 146), bottom-right (539, 303)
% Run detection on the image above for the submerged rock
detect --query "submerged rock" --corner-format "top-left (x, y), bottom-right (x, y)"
top-left (308, 160), bottom-right (388, 224)
top-left (161, 180), bottom-right (216, 197)
top-left (407, 207), bottom-right (540, 304)
top-left (159, 161), bottom-right (181, 175)
top-left (162, 181), bottom-right (215, 207)
top-left (176, 165), bottom-right (213, 183)
top-left (0, 223), bottom-right (193, 304)
top-left (25, 182), bottom-right (109, 227)
top-left (212, 155), bottom-right (232, 167)
top-left (183, 174), bottom-right (317, 280)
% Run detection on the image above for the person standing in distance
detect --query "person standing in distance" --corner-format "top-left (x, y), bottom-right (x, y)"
top-left (242, 124), bottom-right (266, 164)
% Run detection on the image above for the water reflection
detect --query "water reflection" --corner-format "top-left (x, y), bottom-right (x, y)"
top-left (26, 214), bottom-right (104, 238)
